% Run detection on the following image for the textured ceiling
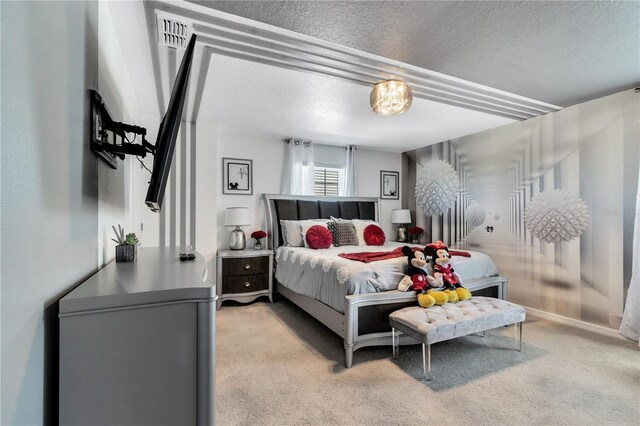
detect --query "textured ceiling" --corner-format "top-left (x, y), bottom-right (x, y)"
top-left (198, 54), bottom-right (513, 151)
top-left (190, 0), bottom-right (640, 107)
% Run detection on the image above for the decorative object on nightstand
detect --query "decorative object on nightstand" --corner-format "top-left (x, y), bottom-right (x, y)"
top-left (111, 225), bottom-right (139, 262)
top-left (225, 207), bottom-right (251, 250)
top-left (216, 249), bottom-right (274, 310)
top-left (391, 209), bottom-right (411, 242)
top-left (408, 227), bottom-right (424, 244)
top-left (251, 230), bottom-right (267, 250)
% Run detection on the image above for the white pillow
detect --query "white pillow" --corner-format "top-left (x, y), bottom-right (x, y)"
top-left (280, 219), bottom-right (330, 247)
top-left (352, 219), bottom-right (381, 246)
top-left (280, 220), bottom-right (304, 247)
top-left (300, 220), bottom-right (331, 248)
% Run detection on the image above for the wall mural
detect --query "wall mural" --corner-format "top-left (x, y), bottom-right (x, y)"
top-left (406, 89), bottom-right (639, 329)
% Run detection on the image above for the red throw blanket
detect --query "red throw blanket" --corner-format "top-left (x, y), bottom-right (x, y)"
top-left (338, 246), bottom-right (471, 263)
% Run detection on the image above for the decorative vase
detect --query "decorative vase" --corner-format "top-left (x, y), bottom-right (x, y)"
top-left (410, 234), bottom-right (420, 244)
top-left (254, 239), bottom-right (263, 250)
top-left (116, 244), bottom-right (136, 262)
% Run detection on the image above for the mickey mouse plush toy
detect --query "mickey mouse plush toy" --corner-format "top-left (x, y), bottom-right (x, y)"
top-left (398, 246), bottom-right (449, 307)
top-left (424, 241), bottom-right (472, 302)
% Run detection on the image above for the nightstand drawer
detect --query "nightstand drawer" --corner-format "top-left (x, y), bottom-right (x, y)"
top-left (222, 274), bottom-right (269, 294)
top-left (222, 256), bottom-right (269, 276)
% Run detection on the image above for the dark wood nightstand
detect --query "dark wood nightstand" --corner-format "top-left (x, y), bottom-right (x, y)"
top-left (216, 249), bottom-right (273, 310)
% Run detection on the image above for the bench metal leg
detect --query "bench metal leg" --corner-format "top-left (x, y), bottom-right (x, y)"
top-left (422, 343), bottom-right (431, 381)
top-left (516, 321), bottom-right (523, 351)
top-left (392, 327), bottom-right (397, 359)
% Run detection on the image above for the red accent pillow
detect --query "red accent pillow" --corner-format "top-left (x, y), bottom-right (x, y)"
top-left (363, 224), bottom-right (385, 246)
top-left (305, 224), bottom-right (333, 249)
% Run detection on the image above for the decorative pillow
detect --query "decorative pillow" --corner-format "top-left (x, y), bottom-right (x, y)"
top-left (305, 225), bottom-right (332, 249)
top-left (327, 221), bottom-right (359, 246)
top-left (300, 220), bottom-right (331, 248)
top-left (363, 224), bottom-right (386, 246)
top-left (352, 219), bottom-right (381, 245)
top-left (280, 220), bottom-right (304, 247)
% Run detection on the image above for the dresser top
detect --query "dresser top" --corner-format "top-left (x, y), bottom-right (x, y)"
top-left (60, 247), bottom-right (214, 315)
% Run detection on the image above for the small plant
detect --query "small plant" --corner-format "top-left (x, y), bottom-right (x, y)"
top-left (111, 225), bottom-right (139, 246)
top-left (125, 233), bottom-right (139, 245)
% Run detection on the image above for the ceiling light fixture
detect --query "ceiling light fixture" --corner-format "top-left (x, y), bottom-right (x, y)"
top-left (370, 79), bottom-right (413, 116)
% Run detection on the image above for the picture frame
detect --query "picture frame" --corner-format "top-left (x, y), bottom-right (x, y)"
top-left (380, 170), bottom-right (399, 199)
top-left (223, 158), bottom-right (253, 195)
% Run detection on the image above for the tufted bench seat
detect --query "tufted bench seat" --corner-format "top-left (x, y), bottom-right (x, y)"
top-left (389, 297), bottom-right (526, 380)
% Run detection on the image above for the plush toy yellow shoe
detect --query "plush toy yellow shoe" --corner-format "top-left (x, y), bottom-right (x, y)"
top-left (426, 289), bottom-right (449, 306)
top-left (455, 286), bottom-right (472, 301)
top-left (417, 292), bottom-right (436, 308)
top-left (444, 289), bottom-right (459, 303)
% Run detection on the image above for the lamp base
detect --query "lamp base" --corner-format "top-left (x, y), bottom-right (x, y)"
top-left (229, 226), bottom-right (246, 250)
top-left (396, 225), bottom-right (408, 242)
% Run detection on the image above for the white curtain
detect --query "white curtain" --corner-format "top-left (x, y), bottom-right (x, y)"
top-left (342, 145), bottom-right (358, 196)
top-left (620, 170), bottom-right (640, 342)
top-left (280, 139), bottom-right (315, 195)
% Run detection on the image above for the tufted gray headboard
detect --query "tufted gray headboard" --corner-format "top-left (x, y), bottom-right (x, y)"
top-left (261, 194), bottom-right (379, 249)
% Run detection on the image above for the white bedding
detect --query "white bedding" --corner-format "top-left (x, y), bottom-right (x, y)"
top-left (275, 243), bottom-right (499, 313)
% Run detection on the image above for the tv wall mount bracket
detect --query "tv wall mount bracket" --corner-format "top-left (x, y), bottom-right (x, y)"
top-left (89, 90), bottom-right (155, 169)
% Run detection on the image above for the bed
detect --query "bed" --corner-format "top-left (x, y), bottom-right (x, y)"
top-left (262, 194), bottom-right (508, 368)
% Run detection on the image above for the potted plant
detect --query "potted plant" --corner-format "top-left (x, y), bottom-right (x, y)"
top-left (408, 227), bottom-right (424, 244)
top-left (112, 225), bottom-right (140, 262)
top-left (251, 230), bottom-right (267, 250)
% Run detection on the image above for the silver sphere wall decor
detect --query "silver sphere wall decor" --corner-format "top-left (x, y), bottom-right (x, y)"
top-left (524, 189), bottom-right (589, 244)
top-left (415, 160), bottom-right (460, 216)
top-left (466, 203), bottom-right (486, 228)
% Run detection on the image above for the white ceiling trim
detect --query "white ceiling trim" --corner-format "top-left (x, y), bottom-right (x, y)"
top-left (152, 0), bottom-right (562, 121)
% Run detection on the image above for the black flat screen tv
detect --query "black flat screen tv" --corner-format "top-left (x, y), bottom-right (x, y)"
top-left (145, 34), bottom-right (197, 212)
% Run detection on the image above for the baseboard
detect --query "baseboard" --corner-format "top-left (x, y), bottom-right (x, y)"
top-left (523, 306), bottom-right (630, 342)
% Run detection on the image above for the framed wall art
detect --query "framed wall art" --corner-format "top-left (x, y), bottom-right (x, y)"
top-left (223, 158), bottom-right (253, 195)
top-left (380, 170), bottom-right (399, 200)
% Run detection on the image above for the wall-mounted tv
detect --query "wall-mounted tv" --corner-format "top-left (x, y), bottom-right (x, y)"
top-left (89, 34), bottom-right (197, 213)
top-left (145, 33), bottom-right (197, 212)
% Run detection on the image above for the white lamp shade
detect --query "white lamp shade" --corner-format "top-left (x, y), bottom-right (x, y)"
top-left (224, 207), bottom-right (251, 226)
top-left (391, 209), bottom-right (411, 224)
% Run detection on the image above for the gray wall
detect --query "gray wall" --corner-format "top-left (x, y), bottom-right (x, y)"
top-left (1, 2), bottom-right (135, 424)
top-left (405, 89), bottom-right (639, 330)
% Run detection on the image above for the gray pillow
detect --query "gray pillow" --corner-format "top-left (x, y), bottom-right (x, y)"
top-left (327, 221), bottom-right (359, 246)
top-left (279, 220), bottom-right (304, 247)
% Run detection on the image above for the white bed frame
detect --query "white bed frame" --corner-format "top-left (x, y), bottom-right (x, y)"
top-left (262, 194), bottom-right (508, 368)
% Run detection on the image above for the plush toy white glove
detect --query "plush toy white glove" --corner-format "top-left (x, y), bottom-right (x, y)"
top-left (398, 275), bottom-right (413, 292)
top-left (430, 272), bottom-right (444, 288)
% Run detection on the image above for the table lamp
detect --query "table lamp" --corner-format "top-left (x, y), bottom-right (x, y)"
top-left (225, 207), bottom-right (251, 250)
top-left (391, 209), bottom-right (411, 242)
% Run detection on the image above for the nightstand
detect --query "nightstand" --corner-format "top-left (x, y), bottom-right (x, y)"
top-left (216, 249), bottom-right (273, 310)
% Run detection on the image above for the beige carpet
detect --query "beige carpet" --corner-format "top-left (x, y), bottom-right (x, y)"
top-left (215, 299), bottom-right (640, 425)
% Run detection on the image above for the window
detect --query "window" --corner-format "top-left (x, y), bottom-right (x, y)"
top-left (314, 166), bottom-right (345, 196)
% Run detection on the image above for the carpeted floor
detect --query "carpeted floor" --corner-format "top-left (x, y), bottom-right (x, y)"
top-left (215, 299), bottom-right (640, 425)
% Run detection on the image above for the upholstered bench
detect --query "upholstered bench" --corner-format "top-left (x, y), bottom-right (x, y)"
top-left (389, 297), bottom-right (526, 380)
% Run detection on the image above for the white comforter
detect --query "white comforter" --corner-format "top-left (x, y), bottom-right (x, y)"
top-left (275, 243), bottom-right (499, 313)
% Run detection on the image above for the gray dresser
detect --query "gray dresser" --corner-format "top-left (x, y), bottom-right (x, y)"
top-left (59, 247), bottom-right (216, 425)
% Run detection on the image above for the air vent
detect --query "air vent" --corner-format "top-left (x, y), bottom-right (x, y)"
top-left (157, 16), bottom-right (191, 49)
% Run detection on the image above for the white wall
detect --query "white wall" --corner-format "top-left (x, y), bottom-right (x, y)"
top-left (1, 2), bottom-right (141, 423)
top-left (97, 0), bottom-right (142, 265)
top-left (212, 131), bottom-right (402, 255)
top-left (355, 148), bottom-right (403, 238)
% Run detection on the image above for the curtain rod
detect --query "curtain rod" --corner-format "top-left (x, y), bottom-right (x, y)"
top-left (283, 138), bottom-right (357, 150)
